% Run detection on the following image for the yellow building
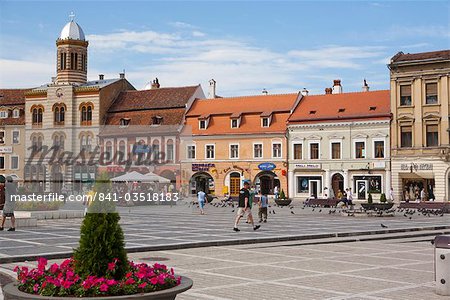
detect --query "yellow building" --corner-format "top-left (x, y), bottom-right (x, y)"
top-left (181, 89), bottom-right (300, 198)
top-left (389, 50), bottom-right (450, 202)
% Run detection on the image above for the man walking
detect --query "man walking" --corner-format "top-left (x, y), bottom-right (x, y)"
top-left (1, 176), bottom-right (17, 231)
top-left (234, 181), bottom-right (260, 232)
top-left (197, 189), bottom-right (206, 215)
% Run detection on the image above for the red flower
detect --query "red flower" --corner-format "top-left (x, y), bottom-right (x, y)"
top-left (108, 262), bottom-right (116, 271)
top-left (125, 278), bottom-right (135, 285)
top-left (33, 283), bottom-right (39, 292)
top-left (125, 272), bottom-right (132, 278)
top-left (37, 257), bottom-right (48, 271)
top-left (150, 277), bottom-right (158, 285)
top-left (138, 282), bottom-right (147, 289)
top-left (49, 263), bottom-right (59, 274)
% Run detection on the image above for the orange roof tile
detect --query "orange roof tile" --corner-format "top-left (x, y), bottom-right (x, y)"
top-left (186, 93), bottom-right (299, 117)
top-left (288, 90), bottom-right (390, 124)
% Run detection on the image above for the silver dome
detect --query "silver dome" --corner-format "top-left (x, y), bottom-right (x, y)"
top-left (59, 21), bottom-right (85, 41)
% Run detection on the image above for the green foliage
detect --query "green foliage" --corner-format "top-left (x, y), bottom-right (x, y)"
top-left (380, 193), bottom-right (387, 203)
top-left (279, 189), bottom-right (286, 199)
top-left (74, 172), bottom-right (128, 280)
top-left (367, 193), bottom-right (373, 204)
top-left (16, 200), bottom-right (61, 211)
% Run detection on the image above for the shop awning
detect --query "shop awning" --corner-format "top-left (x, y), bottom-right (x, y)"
top-left (399, 172), bottom-right (434, 180)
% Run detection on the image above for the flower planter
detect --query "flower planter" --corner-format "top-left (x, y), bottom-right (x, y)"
top-left (361, 203), bottom-right (394, 211)
top-left (3, 276), bottom-right (193, 300)
top-left (275, 199), bottom-right (292, 206)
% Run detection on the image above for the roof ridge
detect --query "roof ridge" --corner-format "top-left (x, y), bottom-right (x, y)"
top-left (197, 92), bottom-right (298, 101)
top-left (304, 89), bottom-right (389, 97)
top-left (127, 85), bottom-right (199, 92)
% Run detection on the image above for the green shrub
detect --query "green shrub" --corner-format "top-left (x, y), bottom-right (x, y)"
top-left (380, 193), bottom-right (387, 203)
top-left (74, 172), bottom-right (128, 280)
top-left (16, 201), bottom-right (61, 211)
top-left (367, 193), bottom-right (373, 204)
top-left (279, 189), bottom-right (286, 199)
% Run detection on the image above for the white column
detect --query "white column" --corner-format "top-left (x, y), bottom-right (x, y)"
top-left (343, 169), bottom-right (349, 190)
top-left (288, 170), bottom-right (294, 198)
top-left (385, 170), bottom-right (391, 195)
top-left (325, 169), bottom-right (330, 197)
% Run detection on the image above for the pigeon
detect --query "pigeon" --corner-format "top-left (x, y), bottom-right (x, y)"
top-left (409, 217), bottom-right (412, 220)
top-left (231, 209), bottom-right (235, 212)
top-left (273, 210), bottom-right (276, 214)
top-left (291, 211), bottom-right (295, 215)
top-left (319, 209), bottom-right (322, 213)
top-left (381, 223), bottom-right (388, 228)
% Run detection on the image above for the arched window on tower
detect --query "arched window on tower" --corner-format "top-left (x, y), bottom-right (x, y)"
top-left (70, 53), bottom-right (75, 70)
top-left (74, 53), bottom-right (78, 70)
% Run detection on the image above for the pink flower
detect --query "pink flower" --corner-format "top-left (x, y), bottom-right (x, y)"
top-left (136, 271), bottom-right (146, 279)
top-left (158, 274), bottom-right (166, 285)
top-left (125, 272), bottom-right (132, 278)
top-left (50, 263), bottom-right (59, 274)
top-left (62, 280), bottom-right (73, 289)
top-left (37, 257), bottom-right (48, 271)
top-left (138, 282), bottom-right (147, 289)
top-left (176, 277), bottom-right (181, 285)
top-left (13, 266), bottom-right (19, 272)
top-left (66, 270), bottom-right (74, 279)
top-left (150, 277), bottom-right (158, 285)
top-left (125, 278), bottom-right (135, 285)
top-left (99, 284), bottom-right (109, 292)
top-left (33, 283), bottom-right (39, 292)
top-left (108, 262), bottom-right (116, 271)
top-left (106, 279), bottom-right (116, 286)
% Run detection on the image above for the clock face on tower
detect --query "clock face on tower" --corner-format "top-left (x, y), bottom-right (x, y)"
top-left (56, 88), bottom-right (63, 98)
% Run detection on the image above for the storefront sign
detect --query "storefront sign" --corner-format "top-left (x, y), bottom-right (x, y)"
top-left (258, 162), bottom-right (276, 171)
top-left (401, 163), bottom-right (433, 171)
top-left (192, 163), bottom-right (215, 172)
top-left (295, 163), bottom-right (321, 169)
top-left (107, 166), bottom-right (125, 173)
top-left (372, 161), bottom-right (386, 169)
top-left (0, 146), bottom-right (12, 153)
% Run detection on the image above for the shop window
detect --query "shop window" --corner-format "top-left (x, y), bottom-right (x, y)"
top-left (355, 141), bottom-right (365, 158)
top-left (425, 83), bottom-right (438, 104)
top-left (400, 85), bottom-right (411, 106)
top-left (296, 176), bottom-right (321, 194)
top-left (293, 143), bottom-right (302, 159)
top-left (331, 142), bottom-right (341, 159)
top-left (400, 126), bottom-right (412, 148)
top-left (374, 141), bottom-right (384, 158)
top-left (310, 143), bottom-right (319, 159)
top-left (254, 143), bottom-right (263, 158)
top-left (426, 125), bottom-right (439, 147)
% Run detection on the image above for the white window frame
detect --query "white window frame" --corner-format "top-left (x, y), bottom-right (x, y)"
top-left (187, 144), bottom-right (196, 160)
top-left (12, 130), bottom-right (20, 144)
top-left (165, 138), bottom-right (175, 163)
top-left (10, 155), bottom-right (19, 170)
top-left (292, 143), bottom-right (303, 160)
top-left (308, 140), bottom-right (320, 160)
top-left (253, 142), bottom-right (263, 159)
top-left (230, 117), bottom-right (241, 129)
top-left (0, 111), bottom-right (7, 119)
top-left (353, 139), bottom-right (366, 159)
top-left (261, 116), bottom-right (272, 128)
top-left (229, 143), bottom-right (239, 159)
top-left (199, 118), bottom-right (209, 130)
top-left (271, 141), bottom-right (282, 159)
top-left (13, 109), bottom-right (20, 118)
top-left (0, 156), bottom-right (5, 169)
top-left (372, 138), bottom-right (386, 159)
top-left (116, 138), bottom-right (128, 160)
top-left (205, 144), bottom-right (215, 159)
top-left (329, 140), bottom-right (342, 160)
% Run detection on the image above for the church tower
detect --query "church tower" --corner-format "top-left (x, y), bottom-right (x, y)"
top-left (56, 13), bottom-right (88, 84)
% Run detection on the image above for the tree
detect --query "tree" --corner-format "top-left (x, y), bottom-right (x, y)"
top-left (367, 193), bottom-right (373, 204)
top-left (74, 172), bottom-right (128, 280)
top-left (279, 189), bottom-right (286, 199)
top-left (380, 193), bottom-right (387, 203)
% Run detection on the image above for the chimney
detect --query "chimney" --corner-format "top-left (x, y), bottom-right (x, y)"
top-left (119, 73), bottom-right (125, 79)
top-left (151, 77), bottom-right (160, 89)
top-left (262, 88), bottom-right (268, 95)
top-left (325, 87), bottom-right (333, 94)
top-left (301, 88), bottom-right (309, 96)
top-left (332, 79), bottom-right (342, 94)
top-left (99, 74), bottom-right (104, 80)
top-left (362, 79), bottom-right (370, 92)
top-left (208, 79), bottom-right (216, 99)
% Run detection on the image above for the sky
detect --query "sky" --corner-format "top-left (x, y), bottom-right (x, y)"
top-left (0, 1), bottom-right (449, 96)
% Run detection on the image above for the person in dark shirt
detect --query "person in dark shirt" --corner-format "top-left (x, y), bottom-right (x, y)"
top-left (233, 181), bottom-right (260, 232)
top-left (1, 176), bottom-right (17, 231)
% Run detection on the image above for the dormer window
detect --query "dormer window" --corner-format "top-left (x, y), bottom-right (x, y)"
top-left (231, 119), bottom-right (238, 128)
top-left (261, 112), bottom-right (272, 128)
top-left (309, 110), bottom-right (316, 115)
top-left (369, 106), bottom-right (376, 111)
top-left (12, 109), bottom-right (20, 118)
top-left (119, 118), bottom-right (130, 127)
top-left (152, 116), bottom-right (163, 125)
top-left (199, 115), bottom-right (210, 130)
top-left (0, 111), bottom-right (7, 119)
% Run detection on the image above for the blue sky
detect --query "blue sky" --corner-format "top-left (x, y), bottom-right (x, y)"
top-left (0, 1), bottom-right (449, 96)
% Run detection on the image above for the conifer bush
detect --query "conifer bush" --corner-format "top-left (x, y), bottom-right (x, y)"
top-left (279, 189), bottom-right (286, 199)
top-left (380, 193), bottom-right (387, 203)
top-left (73, 172), bottom-right (128, 280)
top-left (367, 193), bottom-right (373, 204)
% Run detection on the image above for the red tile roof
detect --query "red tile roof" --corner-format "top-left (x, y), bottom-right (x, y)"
top-left (186, 93), bottom-right (299, 117)
top-left (288, 90), bottom-right (390, 124)
top-left (186, 93), bottom-right (299, 135)
top-left (391, 50), bottom-right (450, 63)
top-left (105, 108), bottom-right (185, 127)
top-left (108, 85), bottom-right (200, 112)
top-left (0, 89), bottom-right (28, 105)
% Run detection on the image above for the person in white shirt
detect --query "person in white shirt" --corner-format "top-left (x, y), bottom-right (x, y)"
top-left (389, 187), bottom-right (395, 203)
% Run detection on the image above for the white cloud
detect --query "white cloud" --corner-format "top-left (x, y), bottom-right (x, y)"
top-left (0, 58), bottom-right (54, 88)
top-left (192, 31), bottom-right (206, 37)
top-left (168, 21), bottom-right (196, 29)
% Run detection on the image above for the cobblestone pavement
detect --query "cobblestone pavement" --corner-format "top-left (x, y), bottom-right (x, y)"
top-left (1, 237), bottom-right (448, 300)
top-left (0, 201), bottom-right (449, 260)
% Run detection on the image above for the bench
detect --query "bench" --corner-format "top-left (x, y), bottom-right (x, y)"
top-left (398, 201), bottom-right (450, 213)
top-left (304, 198), bottom-right (341, 208)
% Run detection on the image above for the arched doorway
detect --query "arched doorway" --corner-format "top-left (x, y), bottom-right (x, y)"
top-left (255, 171), bottom-right (280, 195)
top-left (190, 172), bottom-right (214, 195)
top-left (332, 173), bottom-right (344, 198)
